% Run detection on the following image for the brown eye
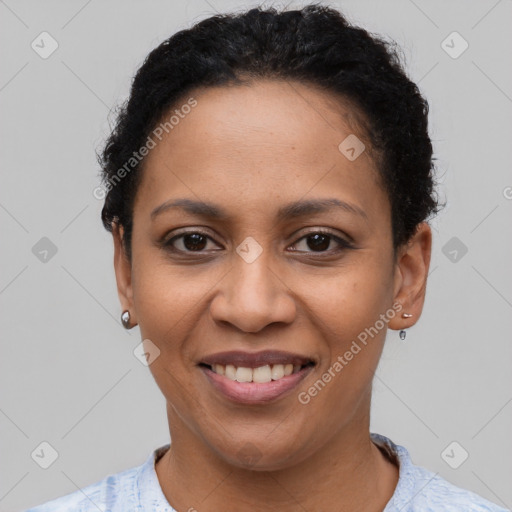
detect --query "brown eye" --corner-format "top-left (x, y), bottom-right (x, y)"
top-left (304, 233), bottom-right (331, 251)
top-left (165, 231), bottom-right (220, 253)
top-left (289, 231), bottom-right (352, 254)
top-left (181, 233), bottom-right (208, 251)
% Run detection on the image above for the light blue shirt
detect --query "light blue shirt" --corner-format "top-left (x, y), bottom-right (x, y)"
top-left (25, 433), bottom-right (509, 511)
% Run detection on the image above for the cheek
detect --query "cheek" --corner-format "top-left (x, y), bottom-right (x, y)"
top-left (131, 255), bottom-right (229, 363)
top-left (130, 263), bottom-right (209, 414)
top-left (132, 267), bottom-right (199, 344)
top-left (293, 259), bottom-right (393, 401)
top-left (298, 258), bottom-right (393, 339)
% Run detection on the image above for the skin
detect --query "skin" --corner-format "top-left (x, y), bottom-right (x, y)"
top-left (112, 79), bottom-right (432, 511)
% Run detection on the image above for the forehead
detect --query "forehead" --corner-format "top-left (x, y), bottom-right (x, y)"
top-left (134, 80), bottom-right (389, 227)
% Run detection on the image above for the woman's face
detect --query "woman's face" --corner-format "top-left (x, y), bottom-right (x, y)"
top-left (114, 80), bottom-right (430, 470)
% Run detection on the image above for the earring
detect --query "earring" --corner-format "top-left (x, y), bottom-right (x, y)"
top-left (400, 312), bottom-right (412, 340)
top-left (121, 310), bottom-right (132, 329)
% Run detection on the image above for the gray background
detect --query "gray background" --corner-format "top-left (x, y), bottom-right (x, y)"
top-left (1, 0), bottom-right (511, 510)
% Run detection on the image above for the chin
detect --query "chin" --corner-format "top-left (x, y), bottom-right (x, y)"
top-left (210, 431), bottom-right (314, 472)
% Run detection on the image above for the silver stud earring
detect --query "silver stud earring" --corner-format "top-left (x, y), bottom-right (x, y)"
top-left (121, 310), bottom-right (132, 329)
top-left (400, 312), bottom-right (412, 340)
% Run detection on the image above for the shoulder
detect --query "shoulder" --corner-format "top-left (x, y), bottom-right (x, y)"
top-left (23, 458), bottom-right (146, 512)
top-left (403, 464), bottom-right (509, 512)
top-left (370, 433), bottom-right (510, 512)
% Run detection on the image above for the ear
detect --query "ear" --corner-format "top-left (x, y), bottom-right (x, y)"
top-left (388, 222), bottom-right (432, 331)
top-left (112, 222), bottom-right (137, 325)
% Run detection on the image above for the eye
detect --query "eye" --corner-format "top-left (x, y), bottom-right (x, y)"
top-left (164, 230), bottom-right (221, 253)
top-left (288, 230), bottom-right (352, 254)
top-left (162, 228), bottom-right (353, 256)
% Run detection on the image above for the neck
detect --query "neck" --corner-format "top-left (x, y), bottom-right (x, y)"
top-left (155, 399), bottom-right (399, 512)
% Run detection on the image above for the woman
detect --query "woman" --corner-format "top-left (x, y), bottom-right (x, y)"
top-left (26, 4), bottom-right (508, 511)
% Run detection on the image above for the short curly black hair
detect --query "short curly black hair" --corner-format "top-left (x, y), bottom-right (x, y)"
top-left (98, 3), bottom-right (441, 262)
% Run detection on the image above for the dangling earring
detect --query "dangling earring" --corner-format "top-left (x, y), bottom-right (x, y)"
top-left (121, 310), bottom-right (132, 329)
top-left (400, 312), bottom-right (412, 340)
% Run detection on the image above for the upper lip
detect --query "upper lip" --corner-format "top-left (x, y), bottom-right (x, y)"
top-left (200, 350), bottom-right (315, 369)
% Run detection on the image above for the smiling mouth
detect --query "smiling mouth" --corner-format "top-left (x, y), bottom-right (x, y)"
top-left (198, 362), bottom-right (315, 383)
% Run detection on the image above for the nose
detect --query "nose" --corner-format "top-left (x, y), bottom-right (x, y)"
top-left (209, 249), bottom-right (296, 333)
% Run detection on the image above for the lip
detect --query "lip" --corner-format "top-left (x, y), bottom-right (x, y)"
top-left (200, 350), bottom-right (314, 368)
top-left (200, 364), bottom-right (314, 404)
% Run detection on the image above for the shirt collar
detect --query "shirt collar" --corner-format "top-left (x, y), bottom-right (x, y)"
top-left (136, 434), bottom-right (411, 511)
top-left (135, 443), bottom-right (175, 512)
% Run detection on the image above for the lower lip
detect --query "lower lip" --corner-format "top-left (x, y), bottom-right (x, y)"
top-left (200, 365), bottom-right (314, 404)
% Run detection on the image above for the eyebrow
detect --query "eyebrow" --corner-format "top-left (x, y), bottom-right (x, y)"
top-left (150, 197), bottom-right (368, 222)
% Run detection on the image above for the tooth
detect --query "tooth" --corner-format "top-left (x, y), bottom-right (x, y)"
top-left (214, 364), bottom-right (225, 376)
top-left (235, 366), bottom-right (253, 383)
top-left (217, 363), bottom-right (299, 382)
top-left (225, 364), bottom-right (237, 380)
top-left (253, 365), bottom-right (272, 383)
top-left (271, 364), bottom-right (285, 380)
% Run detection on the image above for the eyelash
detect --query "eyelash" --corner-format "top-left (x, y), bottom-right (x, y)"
top-left (162, 228), bottom-right (354, 257)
